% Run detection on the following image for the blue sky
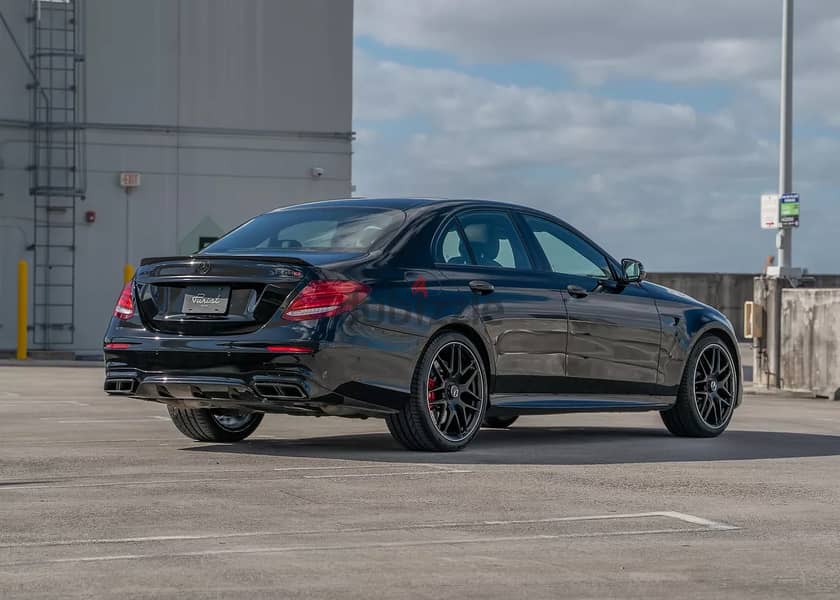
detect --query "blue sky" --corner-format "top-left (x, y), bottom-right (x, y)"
top-left (352, 1), bottom-right (840, 272)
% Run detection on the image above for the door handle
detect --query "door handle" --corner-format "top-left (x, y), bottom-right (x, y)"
top-left (469, 280), bottom-right (495, 295)
top-left (567, 284), bottom-right (589, 298)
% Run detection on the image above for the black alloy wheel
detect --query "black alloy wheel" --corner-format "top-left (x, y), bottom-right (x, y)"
top-left (386, 333), bottom-right (488, 451)
top-left (693, 343), bottom-right (737, 428)
top-left (661, 334), bottom-right (737, 437)
top-left (167, 407), bottom-right (263, 442)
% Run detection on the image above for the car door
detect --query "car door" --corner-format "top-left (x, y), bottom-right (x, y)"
top-left (518, 213), bottom-right (662, 396)
top-left (434, 210), bottom-right (569, 394)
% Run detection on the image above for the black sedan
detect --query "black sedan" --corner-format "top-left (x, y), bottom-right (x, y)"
top-left (104, 198), bottom-right (741, 451)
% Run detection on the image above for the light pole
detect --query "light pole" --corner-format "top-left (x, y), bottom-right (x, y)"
top-left (777, 0), bottom-right (793, 271)
top-left (758, 0), bottom-right (802, 389)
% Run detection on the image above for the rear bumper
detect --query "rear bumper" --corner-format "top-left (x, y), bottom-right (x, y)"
top-left (105, 369), bottom-right (399, 417)
top-left (103, 332), bottom-right (422, 417)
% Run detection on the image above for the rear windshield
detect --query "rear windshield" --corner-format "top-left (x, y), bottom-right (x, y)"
top-left (201, 206), bottom-right (405, 254)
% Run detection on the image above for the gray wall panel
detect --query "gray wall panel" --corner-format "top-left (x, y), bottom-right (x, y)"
top-left (0, 0), bottom-right (31, 120)
top-left (178, 0), bottom-right (352, 132)
top-left (0, 1), bottom-right (352, 352)
top-left (84, 0), bottom-right (180, 124)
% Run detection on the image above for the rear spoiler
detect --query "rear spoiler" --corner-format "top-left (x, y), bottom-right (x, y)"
top-left (139, 254), bottom-right (312, 267)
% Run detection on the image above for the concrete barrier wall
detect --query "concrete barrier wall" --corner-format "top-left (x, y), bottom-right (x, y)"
top-left (781, 289), bottom-right (840, 397)
top-left (648, 273), bottom-right (840, 341)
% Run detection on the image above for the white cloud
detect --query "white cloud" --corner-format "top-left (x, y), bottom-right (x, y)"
top-left (352, 3), bottom-right (840, 272)
top-left (353, 49), bottom-right (840, 271)
top-left (356, 1), bottom-right (840, 86)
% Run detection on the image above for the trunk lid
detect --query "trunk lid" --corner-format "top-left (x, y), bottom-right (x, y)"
top-left (133, 255), bottom-right (316, 335)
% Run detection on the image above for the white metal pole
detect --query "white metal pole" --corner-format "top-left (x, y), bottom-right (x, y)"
top-left (777, 0), bottom-right (793, 269)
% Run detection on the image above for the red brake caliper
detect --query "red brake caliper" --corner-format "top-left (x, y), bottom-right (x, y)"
top-left (427, 375), bottom-right (437, 406)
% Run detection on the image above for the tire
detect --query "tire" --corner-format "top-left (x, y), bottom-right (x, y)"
top-left (660, 334), bottom-right (737, 438)
top-left (482, 415), bottom-right (518, 429)
top-left (386, 332), bottom-right (489, 451)
top-left (167, 406), bottom-right (263, 442)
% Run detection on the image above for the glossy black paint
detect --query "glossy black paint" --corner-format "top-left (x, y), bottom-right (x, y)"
top-left (104, 197), bottom-right (742, 419)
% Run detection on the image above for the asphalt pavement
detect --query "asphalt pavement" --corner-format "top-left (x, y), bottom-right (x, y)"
top-left (1, 366), bottom-right (839, 599)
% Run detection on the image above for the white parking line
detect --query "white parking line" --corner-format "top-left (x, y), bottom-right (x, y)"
top-left (38, 416), bottom-right (169, 424)
top-left (0, 525), bottom-right (738, 567)
top-left (0, 468), bottom-right (471, 491)
top-left (482, 511), bottom-right (739, 531)
top-left (0, 477), bottom-right (278, 491)
top-left (658, 511), bottom-right (739, 531)
top-left (0, 511), bottom-right (739, 552)
top-left (0, 400), bottom-right (88, 406)
top-left (303, 469), bottom-right (473, 479)
top-left (272, 464), bottom-right (433, 472)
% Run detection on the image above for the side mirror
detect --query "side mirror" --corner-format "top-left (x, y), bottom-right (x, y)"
top-left (621, 258), bottom-right (646, 283)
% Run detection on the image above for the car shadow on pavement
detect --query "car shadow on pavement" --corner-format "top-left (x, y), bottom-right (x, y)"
top-left (183, 427), bottom-right (840, 466)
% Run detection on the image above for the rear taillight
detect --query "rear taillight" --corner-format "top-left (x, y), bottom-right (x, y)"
top-left (282, 280), bottom-right (370, 321)
top-left (114, 282), bottom-right (135, 320)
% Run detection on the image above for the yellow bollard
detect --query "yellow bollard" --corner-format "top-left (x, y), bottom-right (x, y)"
top-left (17, 260), bottom-right (27, 361)
top-left (123, 264), bottom-right (135, 284)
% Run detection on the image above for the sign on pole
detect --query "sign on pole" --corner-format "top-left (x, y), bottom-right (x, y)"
top-left (779, 193), bottom-right (800, 227)
top-left (761, 193), bottom-right (800, 229)
top-left (761, 194), bottom-right (779, 229)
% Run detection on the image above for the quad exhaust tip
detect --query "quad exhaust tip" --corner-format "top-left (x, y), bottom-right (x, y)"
top-left (104, 378), bottom-right (136, 394)
top-left (105, 377), bottom-right (305, 400)
top-left (254, 382), bottom-right (306, 400)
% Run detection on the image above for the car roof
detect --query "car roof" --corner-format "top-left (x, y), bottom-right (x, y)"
top-left (267, 197), bottom-right (620, 269)
top-left (271, 197), bottom-right (528, 212)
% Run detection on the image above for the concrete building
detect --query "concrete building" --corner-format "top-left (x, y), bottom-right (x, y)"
top-left (0, 0), bottom-right (353, 354)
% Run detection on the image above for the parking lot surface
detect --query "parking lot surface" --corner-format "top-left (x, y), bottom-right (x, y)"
top-left (1, 366), bottom-right (839, 599)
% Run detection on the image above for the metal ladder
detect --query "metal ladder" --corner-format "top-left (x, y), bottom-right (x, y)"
top-left (27, 0), bottom-right (85, 348)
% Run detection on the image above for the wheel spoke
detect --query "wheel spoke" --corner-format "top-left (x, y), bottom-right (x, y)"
top-left (460, 389), bottom-right (481, 403)
top-left (463, 369), bottom-right (478, 390)
top-left (443, 408), bottom-right (456, 432)
top-left (453, 406), bottom-right (464, 432)
top-left (700, 397), bottom-right (712, 419)
top-left (461, 359), bottom-right (476, 378)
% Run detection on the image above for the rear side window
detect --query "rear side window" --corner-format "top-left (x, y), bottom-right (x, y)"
top-left (457, 211), bottom-right (532, 270)
top-left (435, 221), bottom-right (473, 265)
top-left (202, 206), bottom-right (405, 254)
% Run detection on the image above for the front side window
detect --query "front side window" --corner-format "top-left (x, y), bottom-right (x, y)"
top-left (523, 215), bottom-right (611, 279)
top-left (457, 211), bottom-right (532, 270)
top-left (201, 206), bottom-right (405, 254)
